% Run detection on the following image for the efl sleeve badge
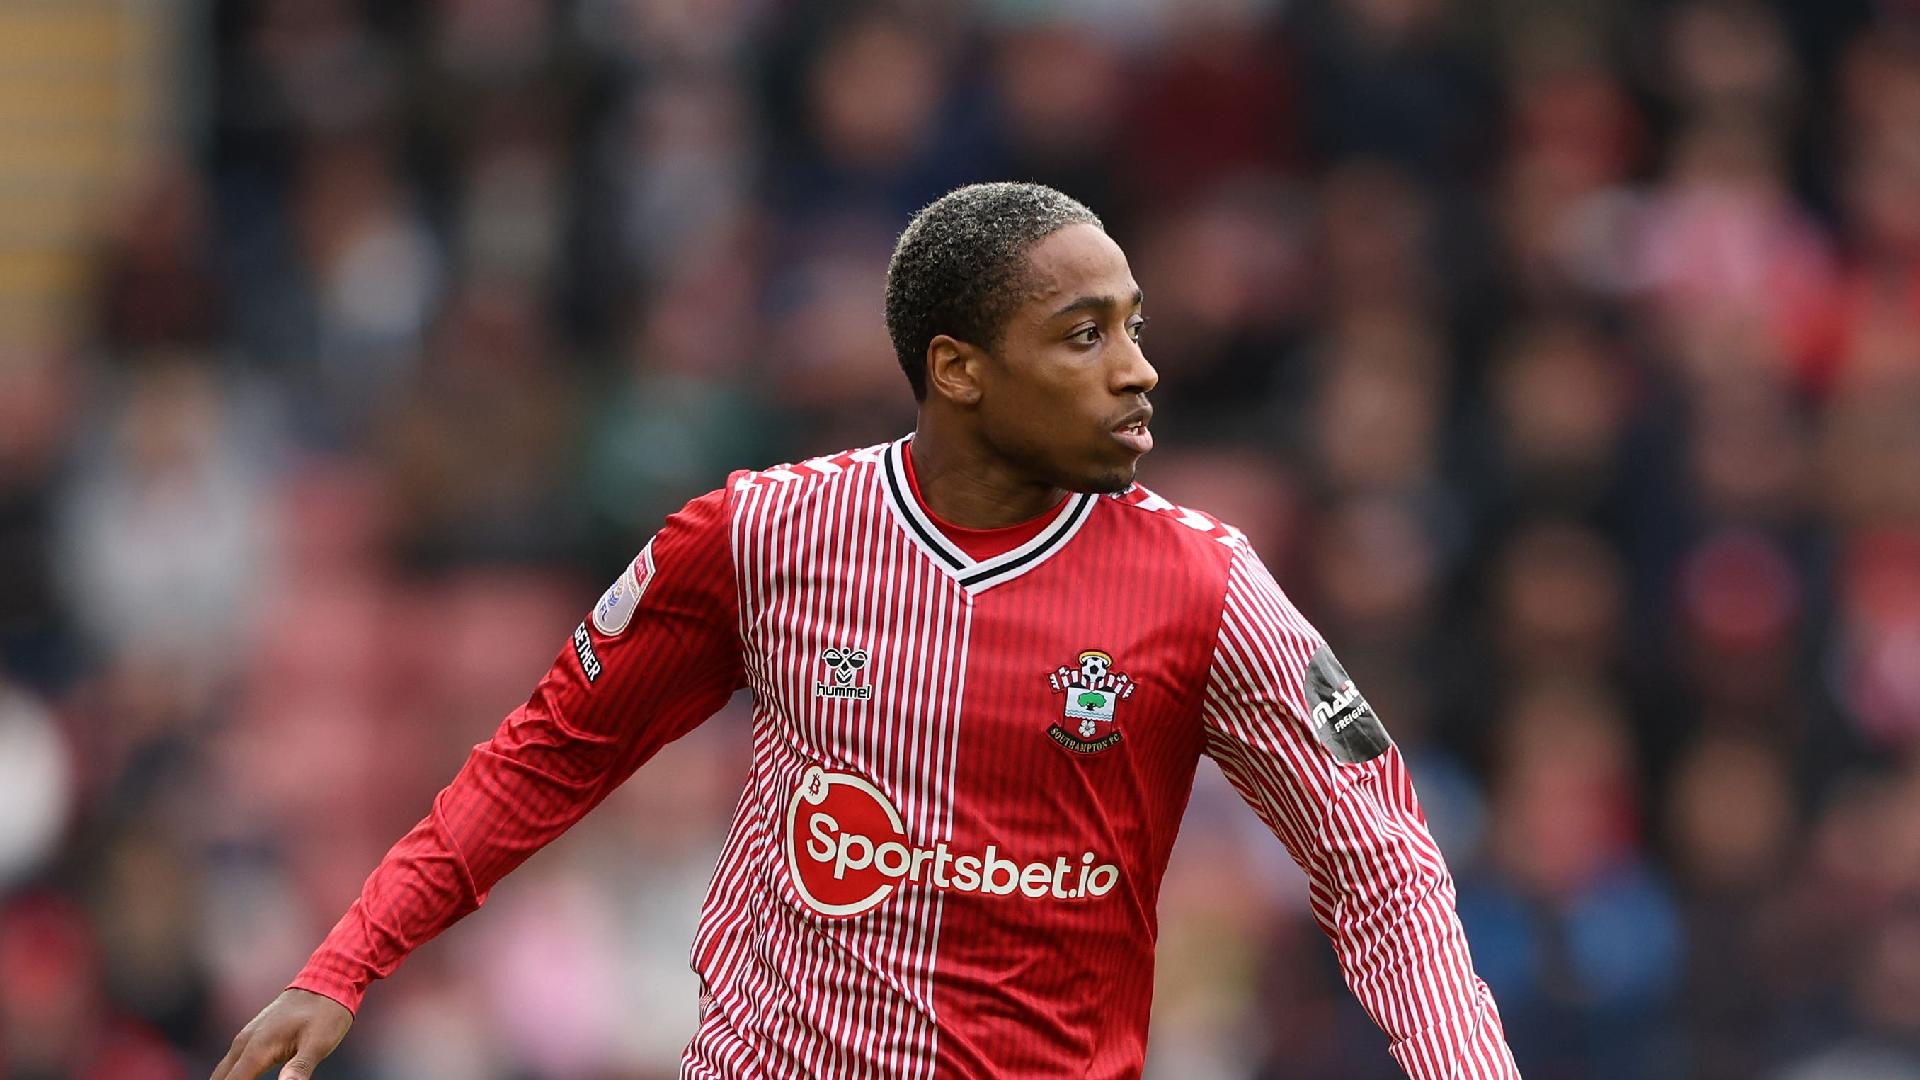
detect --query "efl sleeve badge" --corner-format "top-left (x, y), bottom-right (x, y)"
top-left (592, 539), bottom-right (656, 637)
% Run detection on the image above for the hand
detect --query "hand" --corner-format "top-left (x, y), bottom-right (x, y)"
top-left (210, 988), bottom-right (354, 1080)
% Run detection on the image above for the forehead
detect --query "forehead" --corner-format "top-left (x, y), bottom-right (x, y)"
top-left (1017, 224), bottom-right (1138, 312)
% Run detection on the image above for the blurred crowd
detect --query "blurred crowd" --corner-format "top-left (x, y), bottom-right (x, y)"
top-left (4, 0), bottom-right (1920, 1076)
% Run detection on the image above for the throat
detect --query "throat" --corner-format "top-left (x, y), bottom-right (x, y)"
top-left (903, 439), bottom-right (1066, 560)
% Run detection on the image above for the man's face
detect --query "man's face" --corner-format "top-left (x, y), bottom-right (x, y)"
top-left (974, 223), bottom-right (1157, 494)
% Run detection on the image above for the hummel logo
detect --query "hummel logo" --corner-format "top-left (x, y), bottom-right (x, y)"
top-left (816, 646), bottom-right (872, 700)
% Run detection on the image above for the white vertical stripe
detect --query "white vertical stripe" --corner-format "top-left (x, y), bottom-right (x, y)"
top-left (685, 445), bottom-right (964, 1079)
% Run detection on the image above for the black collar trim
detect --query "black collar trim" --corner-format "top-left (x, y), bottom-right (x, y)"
top-left (879, 437), bottom-right (1095, 594)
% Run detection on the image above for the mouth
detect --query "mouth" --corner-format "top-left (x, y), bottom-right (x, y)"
top-left (1111, 408), bottom-right (1154, 456)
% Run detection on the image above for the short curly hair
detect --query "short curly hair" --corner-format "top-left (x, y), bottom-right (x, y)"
top-left (884, 182), bottom-right (1103, 401)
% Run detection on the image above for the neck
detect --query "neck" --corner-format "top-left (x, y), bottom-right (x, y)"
top-left (909, 414), bottom-right (1068, 529)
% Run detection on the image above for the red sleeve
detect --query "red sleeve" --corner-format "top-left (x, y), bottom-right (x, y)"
top-left (1200, 541), bottom-right (1519, 1079)
top-left (289, 483), bottom-right (744, 1013)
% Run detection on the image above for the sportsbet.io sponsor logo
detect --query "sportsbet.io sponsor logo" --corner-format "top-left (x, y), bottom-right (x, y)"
top-left (785, 765), bottom-right (1120, 918)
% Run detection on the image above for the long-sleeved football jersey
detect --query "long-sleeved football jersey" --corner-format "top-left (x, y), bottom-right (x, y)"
top-left (292, 437), bottom-right (1518, 1079)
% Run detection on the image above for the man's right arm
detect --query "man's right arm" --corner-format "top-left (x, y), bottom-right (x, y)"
top-left (211, 483), bottom-right (744, 1080)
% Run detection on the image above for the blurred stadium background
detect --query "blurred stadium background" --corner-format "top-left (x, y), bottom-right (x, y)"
top-left (3, 0), bottom-right (1920, 1077)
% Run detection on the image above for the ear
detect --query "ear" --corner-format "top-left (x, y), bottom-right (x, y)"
top-left (925, 334), bottom-right (985, 407)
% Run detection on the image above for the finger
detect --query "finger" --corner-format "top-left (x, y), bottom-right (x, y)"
top-left (278, 1047), bottom-right (323, 1080)
top-left (209, 1037), bottom-right (242, 1080)
top-left (211, 1031), bottom-right (258, 1080)
top-left (277, 1029), bottom-right (333, 1080)
top-left (228, 1044), bottom-right (288, 1080)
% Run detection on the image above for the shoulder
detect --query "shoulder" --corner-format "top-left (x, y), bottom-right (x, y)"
top-left (1087, 483), bottom-right (1263, 617)
top-left (726, 441), bottom-right (891, 504)
top-left (1099, 483), bottom-right (1253, 565)
top-left (1099, 483), bottom-right (1315, 629)
top-left (644, 442), bottom-right (890, 554)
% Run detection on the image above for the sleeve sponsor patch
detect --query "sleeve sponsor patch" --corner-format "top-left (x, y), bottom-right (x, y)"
top-left (572, 621), bottom-right (603, 682)
top-left (591, 539), bottom-right (654, 636)
top-left (1303, 644), bottom-right (1391, 764)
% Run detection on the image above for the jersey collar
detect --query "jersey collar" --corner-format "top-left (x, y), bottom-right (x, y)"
top-left (881, 436), bottom-right (1096, 595)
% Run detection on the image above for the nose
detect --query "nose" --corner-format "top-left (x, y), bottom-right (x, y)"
top-left (1111, 334), bottom-right (1157, 396)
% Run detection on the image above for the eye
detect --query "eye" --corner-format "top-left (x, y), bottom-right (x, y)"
top-left (1127, 316), bottom-right (1150, 342)
top-left (1069, 325), bottom-right (1100, 346)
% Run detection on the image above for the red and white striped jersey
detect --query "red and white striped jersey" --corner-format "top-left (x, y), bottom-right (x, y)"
top-left (292, 436), bottom-right (1517, 1079)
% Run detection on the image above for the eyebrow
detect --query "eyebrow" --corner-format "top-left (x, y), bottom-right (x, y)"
top-left (1048, 287), bottom-right (1145, 321)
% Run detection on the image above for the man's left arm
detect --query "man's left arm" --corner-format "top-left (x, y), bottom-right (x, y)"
top-left (1198, 541), bottom-right (1520, 1080)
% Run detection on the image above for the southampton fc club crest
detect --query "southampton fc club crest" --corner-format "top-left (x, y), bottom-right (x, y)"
top-left (1046, 649), bottom-right (1134, 754)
